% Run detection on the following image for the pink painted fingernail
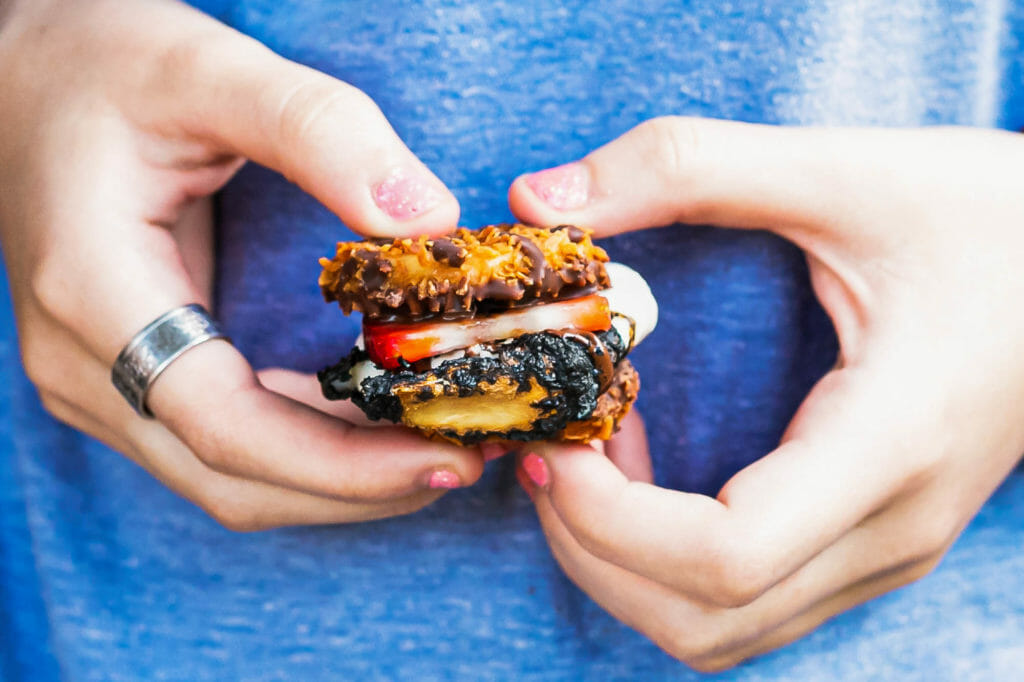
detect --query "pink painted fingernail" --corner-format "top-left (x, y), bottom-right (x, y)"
top-left (428, 470), bottom-right (461, 489)
top-left (521, 453), bottom-right (550, 489)
top-left (515, 465), bottom-right (534, 499)
top-left (525, 162), bottom-right (589, 210)
top-left (373, 167), bottom-right (442, 220)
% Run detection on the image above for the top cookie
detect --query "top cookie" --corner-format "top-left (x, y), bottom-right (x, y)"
top-left (319, 224), bottom-right (610, 321)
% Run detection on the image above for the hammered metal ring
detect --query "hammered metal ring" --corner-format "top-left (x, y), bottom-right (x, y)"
top-left (111, 304), bottom-right (229, 417)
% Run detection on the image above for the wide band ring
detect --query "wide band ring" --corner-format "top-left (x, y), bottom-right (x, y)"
top-left (111, 304), bottom-right (229, 417)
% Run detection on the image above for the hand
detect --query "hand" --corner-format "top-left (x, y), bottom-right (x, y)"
top-left (0, 0), bottom-right (483, 530)
top-left (506, 119), bottom-right (1024, 670)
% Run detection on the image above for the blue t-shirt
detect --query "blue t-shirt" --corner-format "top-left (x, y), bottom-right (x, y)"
top-left (2, 2), bottom-right (1023, 680)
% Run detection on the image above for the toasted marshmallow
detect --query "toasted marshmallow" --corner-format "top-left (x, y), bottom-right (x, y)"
top-left (602, 262), bottom-right (658, 349)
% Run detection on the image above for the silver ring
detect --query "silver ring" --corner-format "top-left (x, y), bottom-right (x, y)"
top-left (111, 304), bottom-right (229, 417)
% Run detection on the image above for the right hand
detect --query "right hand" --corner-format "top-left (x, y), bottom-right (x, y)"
top-left (0, 0), bottom-right (483, 530)
top-left (508, 117), bottom-right (1024, 669)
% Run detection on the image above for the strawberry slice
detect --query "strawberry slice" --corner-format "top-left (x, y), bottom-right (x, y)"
top-left (363, 294), bottom-right (611, 369)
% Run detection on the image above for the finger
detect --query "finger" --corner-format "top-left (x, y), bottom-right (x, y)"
top-left (530, 465), bottom-right (947, 670)
top-left (603, 409), bottom-right (653, 483)
top-left (479, 442), bottom-right (510, 462)
top-left (695, 549), bottom-right (946, 672)
top-left (38, 390), bottom-right (140, 458)
top-left (24, 315), bottom-right (448, 528)
top-left (171, 196), bottom-right (216, 298)
top-left (34, 232), bottom-right (484, 504)
top-left (122, 413), bottom-right (449, 529)
top-left (508, 118), bottom-right (910, 244)
top-left (126, 413), bottom-right (450, 529)
top-left (257, 367), bottom-right (380, 427)
top-left (532, 480), bottom-right (687, 643)
top-left (148, 342), bottom-right (485, 501)
top-left (46, 389), bottom-right (445, 529)
top-left (31, 163), bottom-right (483, 502)
top-left (135, 2), bottom-right (459, 237)
top-left (524, 361), bottom-right (933, 607)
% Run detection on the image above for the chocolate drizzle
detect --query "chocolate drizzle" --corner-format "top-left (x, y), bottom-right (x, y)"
top-left (550, 330), bottom-right (616, 393)
top-left (430, 238), bottom-right (466, 266)
top-left (561, 224), bottom-right (586, 243)
top-left (510, 232), bottom-right (547, 285)
top-left (319, 223), bottom-right (611, 322)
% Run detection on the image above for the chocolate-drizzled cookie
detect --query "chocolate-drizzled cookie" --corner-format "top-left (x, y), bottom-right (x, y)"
top-left (318, 224), bottom-right (610, 321)
top-left (317, 329), bottom-right (638, 446)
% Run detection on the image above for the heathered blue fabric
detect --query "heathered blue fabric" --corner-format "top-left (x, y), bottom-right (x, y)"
top-left (2, 1), bottom-right (1023, 680)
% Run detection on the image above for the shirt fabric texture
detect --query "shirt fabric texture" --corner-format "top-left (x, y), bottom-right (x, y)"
top-left (2, 1), bottom-right (1023, 680)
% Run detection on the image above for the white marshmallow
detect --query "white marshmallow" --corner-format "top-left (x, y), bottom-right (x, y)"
top-left (602, 262), bottom-right (659, 348)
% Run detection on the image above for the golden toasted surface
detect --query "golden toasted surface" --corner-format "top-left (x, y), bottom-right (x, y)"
top-left (555, 359), bottom-right (640, 443)
top-left (414, 359), bottom-right (640, 446)
top-left (398, 376), bottom-right (550, 438)
top-left (319, 224), bottom-right (610, 320)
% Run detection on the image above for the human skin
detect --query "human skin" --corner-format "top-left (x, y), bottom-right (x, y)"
top-left (508, 119), bottom-right (1024, 670)
top-left (4, 0), bottom-right (1022, 669)
top-left (0, 0), bottom-right (486, 530)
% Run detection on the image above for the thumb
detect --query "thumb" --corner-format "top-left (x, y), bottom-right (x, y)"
top-left (604, 409), bottom-right (654, 483)
top-left (138, 5), bottom-right (459, 237)
top-left (509, 117), bottom-right (908, 248)
top-left (517, 360), bottom-right (933, 605)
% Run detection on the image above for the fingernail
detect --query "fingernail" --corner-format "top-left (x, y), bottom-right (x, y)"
top-left (520, 453), bottom-right (550, 489)
top-left (428, 470), bottom-right (461, 489)
top-left (515, 465), bottom-right (534, 499)
top-left (525, 162), bottom-right (589, 210)
top-left (373, 167), bottom-right (442, 220)
top-left (480, 443), bottom-right (507, 462)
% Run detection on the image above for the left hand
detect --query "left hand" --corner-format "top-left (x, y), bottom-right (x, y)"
top-left (506, 119), bottom-right (1024, 671)
top-left (0, 0), bottom-right (481, 531)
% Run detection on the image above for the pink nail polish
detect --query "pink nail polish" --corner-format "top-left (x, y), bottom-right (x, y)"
top-left (515, 465), bottom-right (534, 499)
top-left (521, 453), bottom-right (550, 489)
top-left (525, 163), bottom-right (589, 211)
top-left (428, 470), bottom-right (461, 489)
top-left (373, 168), bottom-right (441, 220)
